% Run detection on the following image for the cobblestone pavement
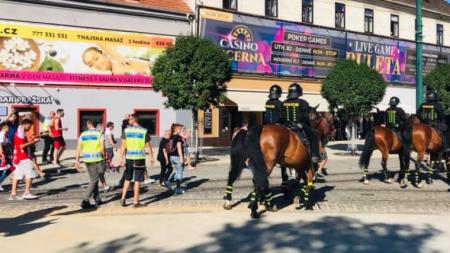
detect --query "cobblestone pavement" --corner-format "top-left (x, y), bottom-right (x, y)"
top-left (1, 145), bottom-right (450, 217)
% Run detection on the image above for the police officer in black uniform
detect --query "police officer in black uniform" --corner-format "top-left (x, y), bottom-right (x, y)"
top-left (384, 96), bottom-right (406, 137)
top-left (282, 83), bottom-right (320, 164)
top-left (417, 91), bottom-right (448, 150)
top-left (264, 84), bottom-right (284, 124)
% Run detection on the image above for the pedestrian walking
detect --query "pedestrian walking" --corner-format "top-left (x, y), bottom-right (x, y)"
top-left (9, 118), bottom-right (40, 200)
top-left (180, 128), bottom-right (196, 170)
top-left (41, 111), bottom-right (55, 164)
top-left (75, 119), bottom-right (106, 209)
top-left (0, 122), bottom-right (13, 192)
top-left (5, 108), bottom-right (19, 147)
top-left (168, 123), bottom-right (185, 195)
top-left (24, 114), bottom-right (47, 179)
top-left (96, 123), bottom-right (111, 192)
top-left (104, 122), bottom-right (118, 173)
top-left (51, 109), bottom-right (67, 166)
top-left (119, 114), bottom-right (155, 207)
top-left (157, 130), bottom-right (173, 187)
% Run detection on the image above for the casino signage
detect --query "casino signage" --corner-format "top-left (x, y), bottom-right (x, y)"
top-left (200, 8), bottom-right (450, 84)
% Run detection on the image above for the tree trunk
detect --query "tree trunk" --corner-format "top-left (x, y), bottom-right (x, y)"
top-left (192, 109), bottom-right (200, 164)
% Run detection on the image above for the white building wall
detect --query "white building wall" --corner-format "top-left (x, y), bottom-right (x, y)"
top-left (198, 0), bottom-right (450, 46)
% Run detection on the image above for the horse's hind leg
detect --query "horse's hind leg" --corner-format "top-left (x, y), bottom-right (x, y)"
top-left (298, 168), bottom-right (315, 210)
top-left (381, 150), bottom-right (392, 184)
top-left (426, 153), bottom-right (436, 184)
top-left (414, 154), bottom-right (425, 188)
top-left (248, 190), bottom-right (259, 219)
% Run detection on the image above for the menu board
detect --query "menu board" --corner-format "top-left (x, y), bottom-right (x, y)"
top-left (200, 8), bottom-right (450, 84)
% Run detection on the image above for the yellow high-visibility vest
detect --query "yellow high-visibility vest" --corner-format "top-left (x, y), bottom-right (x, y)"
top-left (80, 129), bottom-right (103, 163)
top-left (124, 126), bottom-right (147, 160)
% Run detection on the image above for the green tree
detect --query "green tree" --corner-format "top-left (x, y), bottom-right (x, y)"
top-left (321, 60), bottom-right (386, 154)
top-left (424, 63), bottom-right (450, 114)
top-left (152, 36), bottom-right (232, 161)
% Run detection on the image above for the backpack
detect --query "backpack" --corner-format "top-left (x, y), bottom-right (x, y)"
top-left (165, 138), bottom-right (176, 154)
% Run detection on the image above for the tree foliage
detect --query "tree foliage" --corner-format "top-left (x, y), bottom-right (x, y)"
top-left (321, 60), bottom-right (386, 115)
top-left (152, 36), bottom-right (232, 111)
top-left (424, 63), bottom-right (450, 114)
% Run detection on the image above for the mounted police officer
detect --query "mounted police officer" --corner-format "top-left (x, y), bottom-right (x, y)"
top-left (264, 84), bottom-right (284, 124)
top-left (282, 83), bottom-right (320, 164)
top-left (384, 96), bottom-right (406, 138)
top-left (417, 91), bottom-right (449, 151)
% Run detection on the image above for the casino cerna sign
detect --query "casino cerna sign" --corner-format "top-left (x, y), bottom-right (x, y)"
top-left (219, 25), bottom-right (265, 65)
top-left (0, 95), bottom-right (52, 104)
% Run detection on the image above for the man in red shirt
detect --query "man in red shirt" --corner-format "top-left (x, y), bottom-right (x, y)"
top-left (10, 119), bottom-right (40, 200)
top-left (51, 109), bottom-right (67, 166)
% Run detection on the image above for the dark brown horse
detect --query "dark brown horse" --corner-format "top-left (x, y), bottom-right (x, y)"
top-left (402, 115), bottom-right (449, 188)
top-left (222, 109), bottom-right (335, 211)
top-left (246, 124), bottom-right (316, 218)
top-left (359, 126), bottom-right (405, 184)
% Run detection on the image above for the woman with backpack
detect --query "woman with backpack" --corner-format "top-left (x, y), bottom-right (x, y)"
top-left (167, 123), bottom-right (185, 195)
top-left (158, 130), bottom-right (173, 188)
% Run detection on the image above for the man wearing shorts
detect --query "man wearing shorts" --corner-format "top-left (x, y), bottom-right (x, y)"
top-left (119, 114), bottom-right (155, 207)
top-left (51, 109), bottom-right (66, 166)
top-left (9, 119), bottom-right (40, 200)
top-left (75, 119), bottom-right (106, 209)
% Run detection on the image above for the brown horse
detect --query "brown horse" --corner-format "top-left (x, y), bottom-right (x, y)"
top-left (359, 126), bottom-right (405, 184)
top-left (402, 115), bottom-right (448, 188)
top-left (222, 110), bottom-right (335, 211)
top-left (246, 124), bottom-right (316, 218)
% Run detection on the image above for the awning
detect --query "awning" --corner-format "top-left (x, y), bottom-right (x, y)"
top-left (225, 90), bottom-right (329, 112)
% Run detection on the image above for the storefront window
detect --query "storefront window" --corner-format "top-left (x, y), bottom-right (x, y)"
top-left (364, 9), bottom-right (373, 33)
top-left (223, 0), bottom-right (237, 10)
top-left (302, 0), bottom-right (313, 23)
top-left (134, 110), bottom-right (158, 135)
top-left (79, 109), bottom-right (105, 135)
top-left (203, 109), bottom-right (212, 134)
top-left (335, 3), bottom-right (345, 29)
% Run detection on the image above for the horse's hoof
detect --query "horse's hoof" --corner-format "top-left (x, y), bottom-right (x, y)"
top-left (363, 179), bottom-right (370, 185)
top-left (223, 201), bottom-right (232, 210)
top-left (250, 212), bottom-right (260, 219)
top-left (416, 182), bottom-right (423, 189)
top-left (267, 205), bottom-right (278, 212)
top-left (385, 178), bottom-right (393, 184)
top-left (426, 178), bottom-right (433, 184)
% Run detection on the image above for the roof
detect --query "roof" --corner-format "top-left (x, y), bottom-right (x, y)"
top-left (94, 0), bottom-right (193, 14)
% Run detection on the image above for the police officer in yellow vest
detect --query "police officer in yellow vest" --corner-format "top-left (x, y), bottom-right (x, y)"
top-left (384, 96), bottom-right (406, 137)
top-left (119, 114), bottom-right (155, 208)
top-left (75, 119), bottom-right (105, 209)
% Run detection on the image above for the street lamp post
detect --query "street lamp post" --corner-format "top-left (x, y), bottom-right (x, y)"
top-left (416, 0), bottom-right (424, 108)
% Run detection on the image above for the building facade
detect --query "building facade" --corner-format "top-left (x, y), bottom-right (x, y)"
top-left (192, 0), bottom-right (450, 146)
top-left (0, 0), bottom-right (194, 147)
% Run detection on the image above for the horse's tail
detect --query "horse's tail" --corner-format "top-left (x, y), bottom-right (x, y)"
top-left (228, 129), bottom-right (248, 184)
top-left (403, 122), bottom-right (413, 158)
top-left (359, 129), bottom-right (376, 169)
top-left (245, 125), bottom-right (268, 193)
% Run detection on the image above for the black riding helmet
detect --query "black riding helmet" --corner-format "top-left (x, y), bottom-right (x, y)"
top-left (268, 84), bottom-right (282, 100)
top-left (389, 96), bottom-right (400, 106)
top-left (287, 82), bottom-right (303, 99)
top-left (427, 91), bottom-right (438, 102)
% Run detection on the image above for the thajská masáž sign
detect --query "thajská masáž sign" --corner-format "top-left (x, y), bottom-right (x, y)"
top-left (0, 95), bottom-right (52, 104)
top-left (0, 21), bottom-right (174, 87)
top-left (200, 8), bottom-right (450, 84)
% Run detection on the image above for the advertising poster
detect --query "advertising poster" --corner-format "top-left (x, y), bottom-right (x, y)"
top-left (200, 8), bottom-right (450, 84)
top-left (0, 21), bottom-right (175, 86)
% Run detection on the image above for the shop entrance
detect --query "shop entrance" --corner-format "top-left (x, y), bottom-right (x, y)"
top-left (218, 107), bottom-right (241, 146)
top-left (12, 105), bottom-right (40, 135)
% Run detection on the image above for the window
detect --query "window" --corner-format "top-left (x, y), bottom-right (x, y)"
top-left (364, 9), bottom-right (373, 33)
top-left (302, 0), bottom-right (313, 23)
top-left (134, 110), bottom-right (159, 136)
top-left (78, 109), bottom-right (105, 135)
top-left (335, 3), bottom-right (345, 29)
top-left (223, 0), bottom-right (237, 10)
top-left (437, 24), bottom-right (444, 45)
top-left (391, 15), bottom-right (399, 37)
top-left (265, 0), bottom-right (278, 17)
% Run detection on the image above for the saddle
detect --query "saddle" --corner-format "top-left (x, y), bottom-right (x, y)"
top-left (287, 122), bottom-right (309, 146)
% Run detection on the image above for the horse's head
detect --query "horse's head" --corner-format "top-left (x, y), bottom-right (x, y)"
top-left (309, 105), bottom-right (321, 121)
top-left (409, 114), bottom-right (421, 125)
top-left (310, 109), bottom-right (336, 144)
